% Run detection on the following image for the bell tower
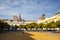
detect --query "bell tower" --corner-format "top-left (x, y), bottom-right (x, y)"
top-left (18, 13), bottom-right (22, 21)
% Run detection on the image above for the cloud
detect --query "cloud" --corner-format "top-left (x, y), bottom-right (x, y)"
top-left (0, 0), bottom-right (60, 20)
top-left (0, 4), bottom-right (10, 10)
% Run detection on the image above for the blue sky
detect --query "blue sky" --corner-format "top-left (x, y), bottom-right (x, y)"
top-left (0, 0), bottom-right (60, 20)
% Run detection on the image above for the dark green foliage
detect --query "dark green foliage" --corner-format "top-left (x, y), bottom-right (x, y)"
top-left (30, 22), bottom-right (37, 28)
top-left (42, 13), bottom-right (45, 17)
top-left (19, 25), bottom-right (24, 28)
top-left (38, 23), bottom-right (44, 28)
top-left (0, 20), bottom-right (10, 32)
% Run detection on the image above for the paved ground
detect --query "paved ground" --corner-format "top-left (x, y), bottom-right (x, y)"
top-left (0, 31), bottom-right (60, 40)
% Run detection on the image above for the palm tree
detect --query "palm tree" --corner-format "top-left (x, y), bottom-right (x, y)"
top-left (42, 13), bottom-right (45, 17)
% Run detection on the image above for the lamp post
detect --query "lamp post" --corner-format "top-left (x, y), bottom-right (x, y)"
top-left (22, 19), bottom-right (25, 25)
top-left (22, 19), bottom-right (25, 33)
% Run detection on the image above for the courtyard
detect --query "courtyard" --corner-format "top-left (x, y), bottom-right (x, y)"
top-left (0, 31), bottom-right (60, 40)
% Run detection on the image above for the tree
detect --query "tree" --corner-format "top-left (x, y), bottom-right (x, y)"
top-left (25, 22), bottom-right (37, 30)
top-left (25, 24), bottom-right (30, 28)
top-left (14, 25), bottom-right (19, 31)
top-left (42, 13), bottom-right (45, 17)
top-left (42, 24), bottom-right (48, 31)
top-left (55, 12), bottom-right (60, 15)
top-left (46, 21), bottom-right (57, 31)
top-left (19, 25), bottom-right (24, 28)
top-left (38, 23), bottom-right (44, 28)
top-left (0, 20), bottom-right (10, 32)
top-left (37, 23), bottom-right (44, 30)
top-left (25, 24), bottom-right (31, 30)
top-left (56, 21), bottom-right (60, 28)
top-left (30, 22), bottom-right (37, 28)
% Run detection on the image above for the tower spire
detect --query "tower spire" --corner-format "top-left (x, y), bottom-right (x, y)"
top-left (18, 13), bottom-right (22, 21)
top-left (19, 13), bottom-right (21, 18)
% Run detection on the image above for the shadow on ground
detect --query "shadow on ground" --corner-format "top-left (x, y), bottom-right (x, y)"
top-left (0, 31), bottom-right (35, 40)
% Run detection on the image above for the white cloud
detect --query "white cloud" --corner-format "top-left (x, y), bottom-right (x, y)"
top-left (0, 4), bottom-right (10, 9)
top-left (0, 0), bottom-right (60, 20)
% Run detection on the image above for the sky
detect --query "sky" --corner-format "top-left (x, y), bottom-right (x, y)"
top-left (0, 0), bottom-right (60, 20)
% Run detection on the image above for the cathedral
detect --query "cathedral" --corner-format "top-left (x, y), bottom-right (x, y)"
top-left (13, 13), bottom-right (22, 22)
top-left (1, 12), bottom-right (60, 26)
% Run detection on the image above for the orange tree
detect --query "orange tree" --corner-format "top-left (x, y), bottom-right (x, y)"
top-left (25, 22), bottom-right (37, 30)
top-left (30, 22), bottom-right (37, 29)
top-left (0, 20), bottom-right (10, 32)
top-left (25, 24), bottom-right (31, 30)
top-left (56, 21), bottom-right (60, 28)
top-left (38, 23), bottom-right (44, 28)
top-left (14, 25), bottom-right (19, 31)
top-left (19, 24), bottom-right (24, 28)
